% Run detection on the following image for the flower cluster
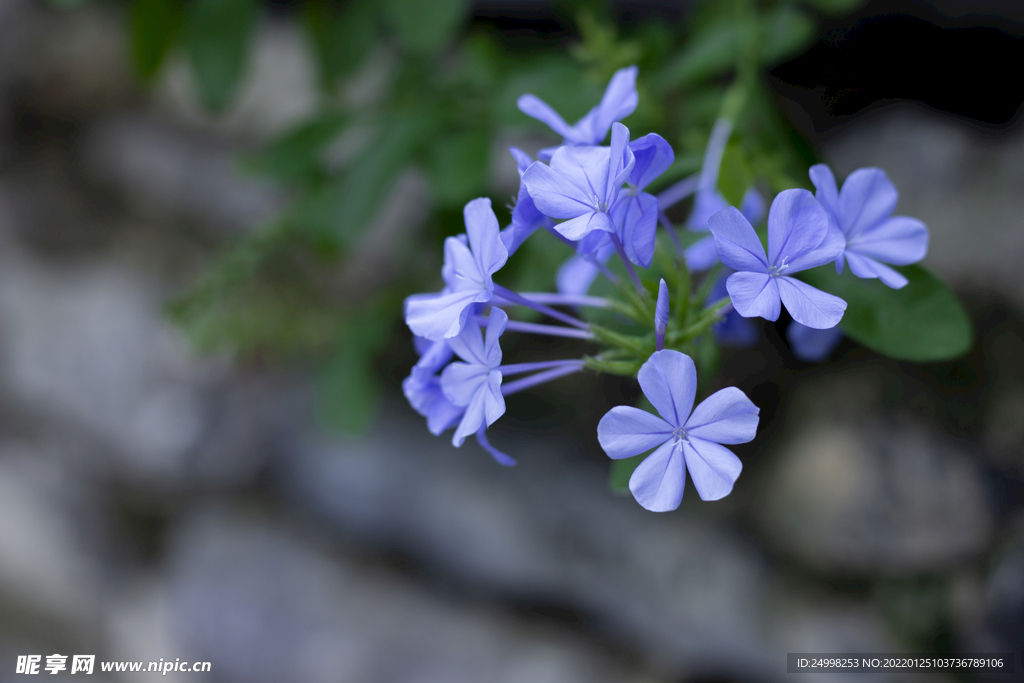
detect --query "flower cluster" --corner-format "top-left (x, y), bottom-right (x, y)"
top-left (403, 67), bottom-right (929, 512)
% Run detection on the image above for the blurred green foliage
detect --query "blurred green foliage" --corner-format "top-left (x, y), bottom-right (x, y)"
top-left (81, 0), bottom-right (947, 436)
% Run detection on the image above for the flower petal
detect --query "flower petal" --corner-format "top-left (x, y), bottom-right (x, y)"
top-left (483, 307), bottom-right (507, 367)
top-left (613, 192), bottom-right (658, 268)
top-left (517, 94), bottom-right (573, 139)
top-left (607, 122), bottom-right (635, 193)
top-left (844, 251), bottom-right (909, 289)
top-left (684, 387), bottom-right (759, 444)
top-left (476, 427), bottom-right (516, 466)
top-left (777, 276), bottom-right (847, 329)
top-left (483, 370), bottom-right (505, 426)
top-left (586, 65), bottom-right (639, 144)
top-left (682, 437), bottom-right (742, 501)
top-left (739, 187), bottom-right (766, 224)
top-left (597, 406), bottom-right (673, 459)
top-left (809, 163), bottom-right (840, 225)
top-left (637, 349), bottom-right (697, 427)
top-left (707, 207), bottom-right (769, 273)
top-left (767, 189), bottom-right (830, 271)
top-left (628, 133), bottom-right (674, 191)
top-left (838, 167), bottom-right (898, 239)
top-left (464, 198), bottom-right (508, 278)
top-left (452, 386), bottom-right (488, 447)
top-left (522, 158), bottom-right (596, 219)
top-left (554, 211), bottom-right (615, 241)
top-left (787, 321), bottom-right (844, 362)
top-left (847, 215), bottom-right (928, 265)
top-left (440, 362), bottom-right (488, 407)
top-left (406, 289), bottom-right (488, 340)
top-left (557, 254), bottom-right (601, 295)
top-left (684, 235), bottom-right (719, 272)
top-left (726, 271), bottom-right (781, 321)
top-left (629, 440), bottom-right (685, 512)
top-left (446, 313), bottom-right (487, 365)
top-left (686, 188), bottom-right (729, 231)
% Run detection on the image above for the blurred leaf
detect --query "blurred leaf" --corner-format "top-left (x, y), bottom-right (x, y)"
top-left (185, 0), bottom-right (258, 112)
top-left (243, 113), bottom-right (349, 186)
top-left (303, 0), bottom-right (378, 89)
top-left (425, 128), bottom-right (489, 206)
top-left (570, 9), bottom-right (644, 78)
top-left (316, 316), bottom-right (389, 435)
top-left (610, 453), bottom-right (646, 493)
top-left (800, 264), bottom-right (973, 362)
top-left (803, 0), bottom-right (867, 14)
top-left (131, 0), bottom-right (183, 80)
top-left (383, 0), bottom-right (470, 54)
top-left (758, 7), bottom-right (816, 65)
top-left (717, 141), bottom-right (754, 206)
top-left (292, 115), bottom-right (432, 248)
top-left (499, 59), bottom-right (601, 128)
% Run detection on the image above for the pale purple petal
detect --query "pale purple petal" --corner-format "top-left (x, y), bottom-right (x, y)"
top-left (517, 94), bottom-right (573, 139)
top-left (655, 278), bottom-right (670, 351)
top-left (838, 167), bottom-right (898, 239)
top-left (440, 362), bottom-right (488, 406)
top-left (637, 349), bottom-right (696, 427)
top-left (483, 307), bottom-right (508, 368)
top-left (613, 192), bottom-right (658, 267)
top-left (684, 387), bottom-right (759, 444)
top-left (685, 236), bottom-right (719, 272)
top-left (406, 289), bottom-right (489, 340)
top-left (786, 219), bottom-right (846, 273)
top-left (548, 145), bottom-right (613, 206)
top-left (522, 159), bottom-right (597, 219)
top-left (427, 396), bottom-right (464, 435)
top-left (597, 406), bottom-right (673, 459)
top-left (726, 271), bottom-right (780, 321)
top-left (476, 427), bottom-right (516, 466)
top-left (808, 163), bottom-right (840, 225)
top-left (686, 188), bottom-right (729, 231)
top-left (554, 211), bottom-right (616, 241)
top-left (607, 122), bottom-right (635, 194)
top-left (628, 133), bottom-right (673, 191)
top-left (509, 147), bottom-right (533, 175)
top-left (682, 437), bottom-right (742, 501)
top-left (846, 215), bottom-right (928, 265)
top-left (844, 251), bottom-right (909, 289)
top-left (452, 387), bottom-right (488, 447)
top-left (629, 440), bottom-right (685, 512)
top-left (442, 235), bottom-right (483, 291)
top-left (445, 312), bottom-right (488, 365)
top-left (787, 321), bottom-right (844, 362)
top-left (739, 187), bottom-right (766, 224)
top-left (403, 374), bottom-right (465, 435)
top-left (557, 254), bottom-right (601, 295)
top-left (587, 65), bottom-right (639, 144)
top-left (483, 370), bottom-right (505, 425)
top-left (767, 189), bottom-right (830, 270)
top-left (464, 198), bottom-right (508, 278)
top-left (776, 276), bottom-right (847, 329)
top-left (707, 207), bottom-right (769, 273)
top-left (410, 338), bottom-right (453, 382)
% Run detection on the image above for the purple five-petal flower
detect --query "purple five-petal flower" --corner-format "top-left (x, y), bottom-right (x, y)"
top-left (522, 122), bottom-right (635, 243)
top-left (809, 164), bottom-right (929, 289)
top-left (610, 133), bottom-right (675, 267)
top-left (707, 189), bottom-right (848, 329)
top-left (517, 65), bottom-right (638, 158)
top-left (405, 198), bottom-right (508, 340)
top-left (441, 307), bottom-right (507, 450)
top-left (597, 350), bottom-right (759, 512)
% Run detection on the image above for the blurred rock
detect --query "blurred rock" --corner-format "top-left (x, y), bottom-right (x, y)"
top-left (282, 405), bottom-right (913, 682)
top-left (164, 508), bottom-right (661, 683)
top-left (80, 116), bottom-right (285, 236)
top-left (821, 105), bottom-right (1024, 310)
top-left (757, 420), bottom-right (993, 575)
top-left (155, 19), bottom-right (317, 142)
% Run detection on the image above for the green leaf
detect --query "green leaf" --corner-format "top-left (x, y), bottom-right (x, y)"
top-left (131, 0), bottom-right (184, 80)
top-left (758, 7), bottom-right (816, 66)
top-left (291, 115), bottom-right (431, 248)
top-left (383, 0), bottom-right (470, 54)
top-left (302, 0), bottom-right (378, 89)
top-left (425, 128), bottom-right (489, 206)
top-left (185, 0), bottom-right (258, 112)
top-left (610, 454), bottom-right (646, 493)
top-left (243, 113), bottom-right (349, 186)
top-left (800, 264), bottom-right (973, 362)
top-left (316, 317), bottom-right (389, 435)
top-left (651, 20), bottom-right (737, 90)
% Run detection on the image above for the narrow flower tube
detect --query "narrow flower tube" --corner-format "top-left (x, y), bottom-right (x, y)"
top-left (498, 359), bottom-right (585, 376)
top-left (475, 317), bottom-right (594, 340)
top-left (492, 284), bottom-right (589, 330)
top-left (655, 278), bottom-right (670, 351)
top-left (501, 365), bottom-right (584, 396)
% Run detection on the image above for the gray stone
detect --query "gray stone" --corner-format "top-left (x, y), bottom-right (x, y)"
top-left (164, 508), bottom-right (663, 683)
top-left (757, 419), bottom-right (994, 575)
top-left (80, 116), bottom-right (285, 236)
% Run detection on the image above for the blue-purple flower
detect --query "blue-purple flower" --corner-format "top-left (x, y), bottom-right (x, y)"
top-left (441, 307), bottom-right (507, 452)
top-left (809, 164), bottom-right (929, 289)
top-left (597, 350), bottom-right (759, 512)
top-left (610, 133), bottom-right (674, 268)
top-left (517, 65), bottom-right (638, 158)
top-left (403, 337), bottom-right (463, 436)
top-left (522, 122), bottom-right (635, 243)
top-left (707, 189), bottom-right (847, 329)
top-left (499, 148), bottom-right (550, 257)
top-left (406, 198), bottom-right (508, 340)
